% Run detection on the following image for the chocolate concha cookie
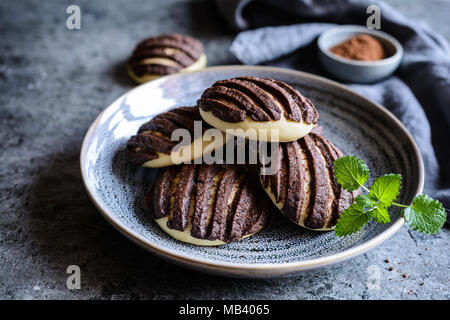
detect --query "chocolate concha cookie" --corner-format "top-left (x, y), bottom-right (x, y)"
top-left (259, 132), bottom-right (361, 231)
top-left (128, 34), bottom-right (207, 84)
top-left (197, 76), bottom-right (319, 142)
top-left (146, 164), bottom-right (273, 246)
top-left (127, 106), bottom-right (225, 168)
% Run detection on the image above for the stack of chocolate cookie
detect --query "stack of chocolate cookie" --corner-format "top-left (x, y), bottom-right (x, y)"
top-left (127, 76), bottom-right (360, 246)
top-left (128, 34), bottom-right (207, 84)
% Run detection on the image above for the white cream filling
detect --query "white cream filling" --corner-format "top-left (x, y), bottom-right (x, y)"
top-left (155, 217), bottom-right (256, 246)
top-left (199, 108), bottom-right (314, 142)
top-left (180, 53), bottom-right (207, 73)
top-left (141, 130), bottom-right (226, 168)
top-left (156, 217), bottom-right (227, 246)
top-left (138, 57), bottom-right (179, 67)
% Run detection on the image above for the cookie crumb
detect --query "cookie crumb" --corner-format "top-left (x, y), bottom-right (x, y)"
top-left (387, 266), bottom-right (394, 271)
top-left (384, 259), bottom-right (390, 263)
top-left (402, 273), bottom-right (407, 278)
top-left (419, 282), bottom-right (424, 286)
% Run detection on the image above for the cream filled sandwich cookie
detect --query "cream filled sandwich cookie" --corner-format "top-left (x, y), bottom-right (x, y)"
top-left (146, 164), bottom-right (273, 246)
top-left (259, 131), bottom-right (361, 231)
top-left (127, 34), bottom-right (206, 84)
top-left (126, 106), bottom-right (225, 168)
top-left (197, 76), bottom-right (319, 142)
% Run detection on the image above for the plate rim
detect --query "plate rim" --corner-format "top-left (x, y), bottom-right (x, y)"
top-left (80, 65), bottom-right (424, 276)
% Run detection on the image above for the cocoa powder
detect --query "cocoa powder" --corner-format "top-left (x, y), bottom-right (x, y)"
top-left (330, 34), bottom-right (387, 61)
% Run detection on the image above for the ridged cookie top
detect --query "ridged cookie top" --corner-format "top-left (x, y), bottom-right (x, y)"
top-left (260, 132), bottom-right (360, 230)
top-left (197, 76), bottom-right (319, 123)
top-left (127, 106), bottom-right (205, 166)
top-left (146, 164), bottom-right (272, 243)
top-left (128, 34), bottom-right (204, 77)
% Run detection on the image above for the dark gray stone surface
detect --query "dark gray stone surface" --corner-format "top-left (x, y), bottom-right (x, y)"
top-left (0, 0), bottom-right (448, 300)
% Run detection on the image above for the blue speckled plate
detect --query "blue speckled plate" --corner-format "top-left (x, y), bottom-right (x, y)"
top-left (80, 66), bottom-right (423, 278)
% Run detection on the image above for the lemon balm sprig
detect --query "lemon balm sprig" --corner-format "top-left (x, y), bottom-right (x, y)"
top-left (333, 156), bottom-right (447, 237)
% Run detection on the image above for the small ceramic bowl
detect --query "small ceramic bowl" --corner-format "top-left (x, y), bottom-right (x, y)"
top-left (318, 25), bottom-right (403, 83)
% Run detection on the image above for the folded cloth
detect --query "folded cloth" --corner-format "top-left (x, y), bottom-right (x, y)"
top-left (216, 0), bottom-right (450, 219)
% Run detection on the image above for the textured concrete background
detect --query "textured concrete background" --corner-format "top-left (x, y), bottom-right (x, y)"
top-left (0, 0), bottom-right (449, 300)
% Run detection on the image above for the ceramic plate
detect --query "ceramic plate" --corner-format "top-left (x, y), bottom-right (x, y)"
top-left (80, 66), bottom-right (424, 278)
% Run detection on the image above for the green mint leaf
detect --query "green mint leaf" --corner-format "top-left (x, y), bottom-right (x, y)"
top-left (333, 156), bottom-right (370, 191)
top-left (354, 194), bottom-right (374, 210)
top-left (404, 194), bottom-right (446, 234)
top-left (370, 206), bottom-right (391, 223)
top-left (335, 203), bottom-right (371, 237)
top-left (368, 174), bottom-right (401, 207)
